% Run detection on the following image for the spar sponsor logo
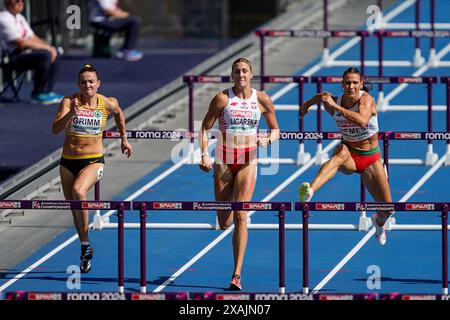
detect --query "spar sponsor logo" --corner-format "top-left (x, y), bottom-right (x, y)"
top-left (402, 294), bottom-right (437, 301)
top-left (399, 77), bottom-right (423, 83)
top-left (325, 77), bottom-right (342, 83)
top-left (152, 202), bottom-right (182, 210)
top-left (315, 203), bottom-right (345, 211)
top-left (268, 30), bottom-right (291, 36)
top-left (77, 109), bottom-right (95, 117)
top-left (243, 203), bottom-right (272, 210)
top-left (81, 202), bottom-right (111, 210)
top-left (327, 132), bottom-right (342, 139)
top-left (0, 201), bottom-right (21, 209)
top-left (386, 31), bottom-right (409, 37)
top-left (394, 132), bottom-right (421, 139)
top-left (198, 76), bottom-right (222, 83)
top-left (268, 76), bottom-right (293, 83)
top-left (334, 31), bottom-right (357, 37)
top-left (105, 131), bottom-right (121, 138)
top-left (318, 294), bottom-right (354, 300)
top-left (28, 293), bottom-right (62, 300)
top-left (215, 294), bottom-right (251, 300)
top-left (336, 120), bottom-right (354, 128)
top-left (131, 293), bottom-right (166, 300)
top-left (405, 203), bottom-right (435, 211)
top-left (230, 110), bottom-right (253, 118)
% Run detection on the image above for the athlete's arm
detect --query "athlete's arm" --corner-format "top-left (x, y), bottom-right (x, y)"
top-left (199, 92), bottom-right (227, 172)
top-left (257, 91), bottom-right (280, 147)
top-left (106, 97), bottom-right (132, 158)
top-left (300, 92), bottom-right (333, 117)
top-left (323, 92), bottom-right (374, 127)
top-left (51, 95), bottom-right (76, 134)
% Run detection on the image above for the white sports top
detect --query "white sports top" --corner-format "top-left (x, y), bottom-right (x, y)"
top-left (333, 90), bottom-right (379, 142)
top-left (218, 88), bottom-right (261, 135)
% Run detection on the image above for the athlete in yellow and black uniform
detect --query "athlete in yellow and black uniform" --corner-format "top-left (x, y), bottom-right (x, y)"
top-left (60, 92), bottom-right (109, 175)
top-left (52, 64), bottom-right (132, 273)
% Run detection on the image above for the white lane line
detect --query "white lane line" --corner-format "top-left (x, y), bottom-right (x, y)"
top-left (398, 156), bottom-right (447, 203)
top-left (311, 155), bottom-right (446, 293)
top-left (385, 42), bottom-right (450, 103)
top-left (0, 157), bottom-right (191, 292)
top-left (153, 140), bottom-right (341, 292)
top-left (0, 139), bottom-right (220, 292)
top-left (0, 234), bottom-right (79, 292)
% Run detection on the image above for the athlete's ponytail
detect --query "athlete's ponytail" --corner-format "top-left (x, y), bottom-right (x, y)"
top-left (78, 64), bottom-right (99, 79)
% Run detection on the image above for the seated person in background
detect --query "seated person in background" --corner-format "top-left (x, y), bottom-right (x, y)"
top-left (89, 0), bottom-right (143, 62)
top-left (0, 0), bottom-right (64, 104)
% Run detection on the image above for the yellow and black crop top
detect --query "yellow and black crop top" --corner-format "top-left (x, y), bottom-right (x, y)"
top-left (65, 93), bottom-right (109, 138)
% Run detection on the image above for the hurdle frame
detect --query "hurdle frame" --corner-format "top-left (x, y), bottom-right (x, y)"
top-left (297, 202), bottom-right (449, 295)
top-left (130, 201), bottom-right (291, 294)
top-left (182, 74), bottom-right (447, 168)
top-left (1, 199), bottom-right (449, 295)
top-left (258, 0), bottom-right (449, 77)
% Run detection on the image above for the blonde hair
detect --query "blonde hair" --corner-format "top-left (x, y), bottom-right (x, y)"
top-left (231, 58), bottom-right (253, 73)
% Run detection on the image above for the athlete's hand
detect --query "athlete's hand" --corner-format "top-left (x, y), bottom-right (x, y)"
top-left (121, 138), bottom-right (132, 158)
top-left (320, 93), bottom-right (334, 105)
top-left (257, 136), bottom-right (271, 148)
top-left (318, 91), bottom-right (334, 107)
top-left (300, 102), bottom-right (310, 118)
top-left (70, 97), bottom-right (80, 114)
top-left (199, 155), bottom-right (212, 172)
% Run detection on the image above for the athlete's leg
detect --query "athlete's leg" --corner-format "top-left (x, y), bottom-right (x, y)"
top-left (59, 165), bottom-right (82, 238)
top-left (362, 158), bottom-right (393, 224)
top-left (310, 144), bottom-right (357, 192)
top-left (231, 164), bottom-right (257, 278)
top-left (214, 163), bottom-right (234, 229)
top-left (71, 163), bottom-right (104, 242)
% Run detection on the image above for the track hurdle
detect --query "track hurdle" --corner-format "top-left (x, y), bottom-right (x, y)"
top-left (182, 74), bottom-right (446, 167)
top-left (296, 201), bottom-right (449, 295)
top-left (129, 201), bottom-right (291, 293)
top-left (0, 200), bottom-right (130, 293)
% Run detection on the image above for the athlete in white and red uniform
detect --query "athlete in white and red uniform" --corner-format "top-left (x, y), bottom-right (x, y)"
top-left (199, 58), bottom-right (280, 291)
top-left (217, 87), bottom-right (261, 175)
top-left (299, 67), bottom-right (393, 246)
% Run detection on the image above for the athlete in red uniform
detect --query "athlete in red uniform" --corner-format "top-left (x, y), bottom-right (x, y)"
top-left (199, 58), bottom-right (280, 290)
top-left (299, 67), bottom-right (393, 245)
